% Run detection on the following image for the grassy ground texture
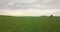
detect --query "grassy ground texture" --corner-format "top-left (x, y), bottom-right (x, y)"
top-left (0, 16), bottom-right (60, 32)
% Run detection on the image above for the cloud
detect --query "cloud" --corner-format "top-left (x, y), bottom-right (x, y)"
top-left (0, 9), bottom-right (60, 16)
top-left (0, 9), bottom-right (26, 16)
top-left (0, 0), bottom-right (60, 10)
top-left (0, 0), bottom-right (60, 16)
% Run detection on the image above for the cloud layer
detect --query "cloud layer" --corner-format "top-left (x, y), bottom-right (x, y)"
top-left (0, 0), bottom-right (60, 9)
top-left (0, 0), bottom-right (60, 16)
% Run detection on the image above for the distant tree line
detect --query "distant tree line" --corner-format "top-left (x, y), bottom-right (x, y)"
top-left (0, 15), bottom-right (12, 17)
top-left (40, 15), bottom-right (53, 17)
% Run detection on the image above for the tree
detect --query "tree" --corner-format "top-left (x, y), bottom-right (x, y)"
top-left (50, 15), bottom-right (53, 17)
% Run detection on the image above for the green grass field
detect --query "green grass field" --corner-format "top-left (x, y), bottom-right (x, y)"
top-left (0, 16), bottom-right (60, 32)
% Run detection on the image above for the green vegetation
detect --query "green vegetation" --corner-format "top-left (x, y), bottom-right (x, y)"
top-left (0, 16), bottom-right (60, 32)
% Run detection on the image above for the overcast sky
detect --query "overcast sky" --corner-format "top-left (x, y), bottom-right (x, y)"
top-left (0, 0), bottom-right (60, 16)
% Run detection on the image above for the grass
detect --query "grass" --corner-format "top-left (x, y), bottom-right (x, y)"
top-left (0, 16), bottom-right (60, 32)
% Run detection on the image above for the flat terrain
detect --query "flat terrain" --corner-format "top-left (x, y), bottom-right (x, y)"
top-left (0, 16), bottom-right (60, 32)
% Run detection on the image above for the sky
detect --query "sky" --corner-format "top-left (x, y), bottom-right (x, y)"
top-left (0, 0), bottom-right (60, 16)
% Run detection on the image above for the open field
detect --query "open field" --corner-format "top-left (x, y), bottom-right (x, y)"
top-left (0, 16), bottom-right (60, 32)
